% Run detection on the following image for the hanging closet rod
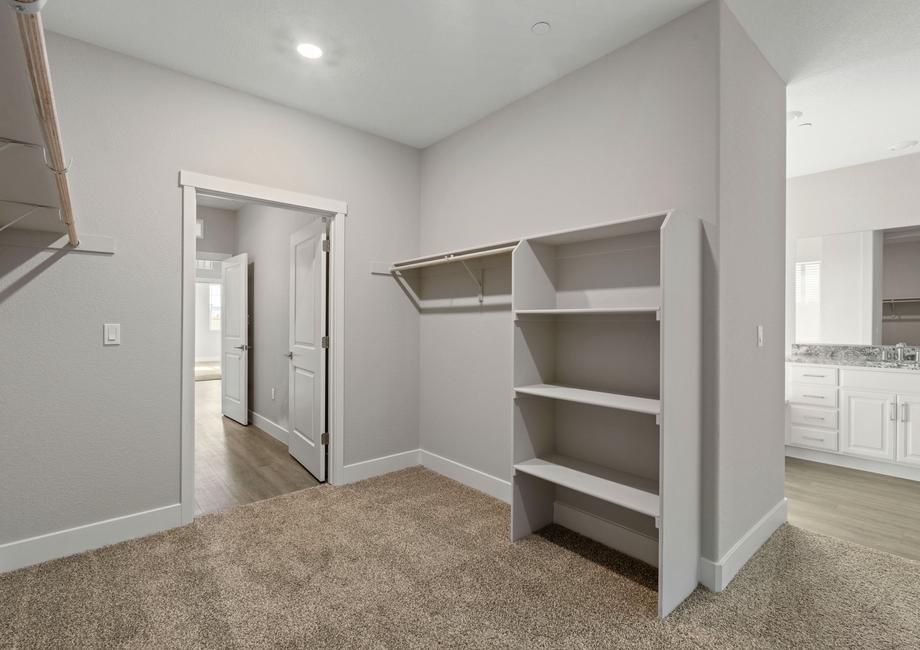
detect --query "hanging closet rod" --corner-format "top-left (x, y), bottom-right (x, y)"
top-left (391, 242), bottom-right (518, 273)
top-left (10, 0), bottom-right (78, 246)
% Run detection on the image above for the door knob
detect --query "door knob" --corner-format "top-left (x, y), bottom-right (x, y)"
top-left (235, 344), bottom-right (250, 350)
top-left (286, 352), bottom-right (294, 359)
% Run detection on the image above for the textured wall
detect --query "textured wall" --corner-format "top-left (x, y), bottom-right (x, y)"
top-left (0, 35), bottom-right (420, 544)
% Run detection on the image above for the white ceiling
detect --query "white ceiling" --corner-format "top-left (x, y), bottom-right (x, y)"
top-left (40, 0), bottom-right (706, 149)
top-left (196, 194), bottom-right (246, 212)
top-left (41, 0), bottom-right (920, 176)
top-left (725, 0), bottom-right (920, 177)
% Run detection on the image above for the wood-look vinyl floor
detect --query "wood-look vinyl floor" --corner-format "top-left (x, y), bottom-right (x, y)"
top-left (195, 379), bottom-right (319, 516)
top-left (785, 456), bottom-right (920, 562)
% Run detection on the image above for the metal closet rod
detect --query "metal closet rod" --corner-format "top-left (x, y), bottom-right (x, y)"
top-left (390, 244), bottom-right (517, 272)
top-left (10, 0), bottom-right (78, 246)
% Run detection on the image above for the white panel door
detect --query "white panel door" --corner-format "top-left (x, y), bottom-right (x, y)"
top-left (288, 220), bottom-right (327, 481)
top-left (840, 389), bottom-right (895, 461)
top-left (220, 253), bottom-right (249, 425)
top-left (896, 393), bottom-right (920, 467)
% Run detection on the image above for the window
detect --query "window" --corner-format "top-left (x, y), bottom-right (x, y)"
top-left (195, 259), bottom-right (216, 271)
top-left (208, 283), bottom-right (221, 331)
top-left (795, 261), bottom-right (821, 342)
top-left (795, 262), bottom-right (820, 305)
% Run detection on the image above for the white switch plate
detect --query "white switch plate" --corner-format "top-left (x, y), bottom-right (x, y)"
top-left (104, 323), bottom-right (121, 345)
top-left (757, 325), bottom-right (764, 348)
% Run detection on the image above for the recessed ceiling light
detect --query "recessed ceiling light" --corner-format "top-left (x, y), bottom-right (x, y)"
top-left (889, 140), bottom-right (918, 152)
top-left (531, 21), bottom-right (551, 35)
top-left (786, 110), bottom-right (803, 122)
top-left (296, 43), bottom-right (323, 60)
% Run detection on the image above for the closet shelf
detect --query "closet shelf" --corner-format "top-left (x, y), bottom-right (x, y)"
top-left (514, 383), bottom-right (661, 415)
top-left (390, 240), bottom-right (519, 273)
top-left (515, 306), bottom-right (659, 317)
top-left (514, 455), bottom-right (660, 518)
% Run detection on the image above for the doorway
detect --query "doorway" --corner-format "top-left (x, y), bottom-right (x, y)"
top-left (180, 171), bottom-right (347, 524)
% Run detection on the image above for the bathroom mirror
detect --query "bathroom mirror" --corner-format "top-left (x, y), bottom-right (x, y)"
top-left (794, 226), bottom-right (920, 346)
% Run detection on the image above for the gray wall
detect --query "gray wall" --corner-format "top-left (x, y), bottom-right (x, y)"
top-left (417, 0), bottom-right (785, 561)
top-left (235, 203), bottom-right (315, 432)
top-left (715, 1), bottom-right (787, 558)
top-left (0, 34), bottom-right (420, 544)
top-left (196, 205), bottom-right (237, 255)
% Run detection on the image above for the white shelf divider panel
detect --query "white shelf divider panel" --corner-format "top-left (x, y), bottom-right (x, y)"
top-left (514, 383), bottom-right (661, 415)
top-left (514, 455), bottom-right (660, 518)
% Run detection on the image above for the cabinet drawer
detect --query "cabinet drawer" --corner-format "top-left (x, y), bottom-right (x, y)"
top-left (790, 366), bottom-right (838, 386)
top-left (789, 383), bottom-right (838, 407)
top-left (790, 405), bottom-right (838, 430)
top-left (790, 426), bottom-right (839, 451)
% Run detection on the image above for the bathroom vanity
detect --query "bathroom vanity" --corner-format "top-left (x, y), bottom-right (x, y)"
top-left (786, 353), bottom-right (920, 480)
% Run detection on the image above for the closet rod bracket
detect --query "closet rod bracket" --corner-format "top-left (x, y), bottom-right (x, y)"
top-left (460, 260), bottom-right (484, 304)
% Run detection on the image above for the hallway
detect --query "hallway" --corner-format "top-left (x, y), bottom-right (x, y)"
top-left (195, 380), bottom-right (319, 516)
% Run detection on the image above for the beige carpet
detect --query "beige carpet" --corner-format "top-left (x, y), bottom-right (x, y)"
top-left (2, 468), bottom-right (919, 649)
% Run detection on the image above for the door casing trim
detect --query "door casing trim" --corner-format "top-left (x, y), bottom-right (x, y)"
top-left (179, 170), bottom-right (347, 524)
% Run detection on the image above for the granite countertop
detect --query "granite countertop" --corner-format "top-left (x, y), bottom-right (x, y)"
top-left (787, 355), bottom-right (920, 371)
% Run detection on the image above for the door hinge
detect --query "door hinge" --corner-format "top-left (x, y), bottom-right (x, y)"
top-left (322, 239), bottom-right (330, 252)
top-left (321, 336), bottom-right (329, 348)
top-left (321, 432), bottom-right (329, 445)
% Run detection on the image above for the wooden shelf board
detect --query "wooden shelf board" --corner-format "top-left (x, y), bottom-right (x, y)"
top-left (391, 240), bottom-right (519, 272)
top-left (514, 454), bottom-right (660, 518)
top-left (515, 306), bottom-right (659, 316)
top-left (514, 383), bottom-right (661, 415)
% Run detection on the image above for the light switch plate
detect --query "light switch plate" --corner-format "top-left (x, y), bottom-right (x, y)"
top-left (757, 325), bottom-right (764, 348)
top-left (104, 323), bottom-right (121, 345)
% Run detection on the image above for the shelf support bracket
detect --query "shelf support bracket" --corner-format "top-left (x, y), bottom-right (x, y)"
top-left (460, 260), bottom-right (484, 304)
top-left (390, 270), bottom-right (422, 310)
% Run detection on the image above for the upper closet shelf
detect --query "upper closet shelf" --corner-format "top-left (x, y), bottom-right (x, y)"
top-left (0, 2), bottom-right (111, 253)
top-left (390, 240), bottom-right (519, 273)
top-left (514, 383), bottom-right (661, 415)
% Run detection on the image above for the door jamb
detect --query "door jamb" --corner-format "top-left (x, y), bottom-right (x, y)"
top-left (179, 170), bottom-right (347, 525)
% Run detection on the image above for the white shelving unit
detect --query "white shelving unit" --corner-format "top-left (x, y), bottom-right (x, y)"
top-left (390, 210), bottom-right (703, 618)
top-left (511, 211), bottom-right (702, 617)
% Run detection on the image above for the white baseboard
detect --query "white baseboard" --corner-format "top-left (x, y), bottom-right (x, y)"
top-left (341, 449), bottom-right (421, 484)
top-left (419, 450), bottom-right (511, 503)
top-left (553, 501), bottom-right (659, 567)
top-left (786, 446), bottom-right (920, 482)
top-left (250, 410), bottom-right (288, 445)
top-left (699, 498), bottom-right (787, 592)
top-left (0, 504), bottom-right (182, 574)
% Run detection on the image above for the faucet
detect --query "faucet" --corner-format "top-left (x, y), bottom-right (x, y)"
top-left (893, 343), bottom-right (919, 363)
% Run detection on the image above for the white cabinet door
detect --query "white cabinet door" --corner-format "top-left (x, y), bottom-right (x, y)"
top-left (840, 389), bottom-right (896, 461)
top-left (896, 393), bottom-right (920, 467)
